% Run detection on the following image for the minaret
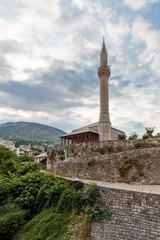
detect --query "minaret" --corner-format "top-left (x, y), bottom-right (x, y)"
top-left (98, 38), bottom-right (111, 141)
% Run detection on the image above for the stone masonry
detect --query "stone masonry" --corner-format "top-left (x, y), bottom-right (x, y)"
top-left (47, 138), bottom-right (160, 184)
top-left (91, 187), bottom-right (160, 240)
top-left (48, 139), bottom-right (160, 239)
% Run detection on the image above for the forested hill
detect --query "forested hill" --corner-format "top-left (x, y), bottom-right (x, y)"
top-left (0, 122), bottom-right (66, 142)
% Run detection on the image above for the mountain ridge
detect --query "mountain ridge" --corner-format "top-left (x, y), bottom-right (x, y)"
top-left (0, 121), bottom-right (66, 142)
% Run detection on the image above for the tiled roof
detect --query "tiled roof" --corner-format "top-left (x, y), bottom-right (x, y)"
top-left (61, 127), bottom-right (99, 137)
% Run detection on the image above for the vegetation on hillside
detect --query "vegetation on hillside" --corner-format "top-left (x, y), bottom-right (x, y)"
top-left (0, 122), bottom-right (66, 145)
top-left (0, 145), bottom-right (21, 175)
top-left (0, 146), bottom-right (111, 240)
top-left (128, 127), bottom-right (160, 141)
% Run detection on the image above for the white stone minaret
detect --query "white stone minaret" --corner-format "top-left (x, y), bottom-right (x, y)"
top-left (98, 38), bottom-right (111, 141)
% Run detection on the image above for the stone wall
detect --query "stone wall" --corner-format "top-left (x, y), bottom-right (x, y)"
top-left (91, 187), bottom-right (160, 240)
top-left (47, 139), bottom-right (160, 239)
top-left (47, 138), bottom-right (160, 184)
top-left (111, 127), bottom-right (125, 140)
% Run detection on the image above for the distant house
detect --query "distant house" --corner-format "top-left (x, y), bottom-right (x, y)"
top-left (0, 138), bottom-right (15, 151)
top-left (33, 145), bottom-right (45, 152)
top-left (17, 145), bottom-right (35, 157)
top-left (19, 144), bottom-right (30, 151)
top-left (34, 152), bottom-right (47, 169)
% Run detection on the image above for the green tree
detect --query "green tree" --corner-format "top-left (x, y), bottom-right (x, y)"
top-left (118, 134), bottom-right (127, 140)
top-left (17, 162), bottom-right (41, 176)
top-left (19, 154), bottom-right (34, 162)
top-left (128, 132), bottom-right (138, 140)
top-left (142, 126), bottom-right (155, 139)
top-left (0, 146), bottom-right (20, 175)
top-left (155, 133), bottom-right (160, 138)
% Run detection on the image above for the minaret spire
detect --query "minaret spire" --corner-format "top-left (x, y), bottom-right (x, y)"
top-left (100, 37), bottom-right (108, 66)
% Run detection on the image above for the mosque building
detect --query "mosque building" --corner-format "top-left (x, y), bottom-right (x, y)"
top-left (60, 38), bottom-right (124, 145)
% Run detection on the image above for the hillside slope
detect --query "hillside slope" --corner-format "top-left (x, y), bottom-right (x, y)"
top-left (0, 122), bottom-right (66, 142)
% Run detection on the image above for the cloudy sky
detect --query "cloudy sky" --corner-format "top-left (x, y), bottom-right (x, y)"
top-left (0, 0), bottom-right (160, 136)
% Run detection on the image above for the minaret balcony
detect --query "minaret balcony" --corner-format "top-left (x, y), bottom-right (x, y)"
top-left (98, 65), bottom-right (110, 78)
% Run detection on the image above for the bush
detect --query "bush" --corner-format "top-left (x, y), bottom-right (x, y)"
top-left (0, 146), bottom-right (20, 175)
top-left (142, 134), bottom-right (149, 140)
top-left (119, 156), bottom-right (145, 178)
top-left (82, 183), bottom-right (111, 221)
top-left (19, 154), bottom-right (35, 162)
top-left (142, 126), bottom-right (155, 139)
top-left (108, 145), bottom-right (114, 153)
top-left (115, 145), bottom-right (123, 152)
top-left (118, 134), bottom-right (126, 140)
top-left (134, 141), bottom-right (158, 149)
top-left (155, 133), bottom-right (160, 138)
top-left (17, 162), bottom-right (41, 176)
top-left (13, 208), bottom-right (71, 240)
top-left (87, 158), bottom-right (95, 166)
top-left (128, 132), bottom-right (138, 140)
top-left (60, 155), bottom-right (65, 161)
top-left (98, 147), bottom-right (106, 154)
top-left (0, 159), bottom-right (112, 240)
top-left (145, 126), bottom-right (155, 137)
top-left (0, 203), bottom-right (27, 240)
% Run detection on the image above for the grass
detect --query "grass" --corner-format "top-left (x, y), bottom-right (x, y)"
top-left (13, 208), bottom-right (71, 240)
top-left (119, 156), bottom-right (145, 178)
top-left (0, 166), bottom-right (112, 240)
top-left (134, 141), bottom-right (158, 149)
top-left (61, 214), bottom-right (92, 240)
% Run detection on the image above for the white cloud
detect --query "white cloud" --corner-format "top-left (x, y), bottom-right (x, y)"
top-left (131, 15), bottom-right (160, 76)
top-left (124, 0), bottom-right (158, 10)
top-left (0, 0), bottom-right (159, 136)
top-left (106, 16), bottom-right (130, 46)
top-left (150, 53), bottom-right (160, 76)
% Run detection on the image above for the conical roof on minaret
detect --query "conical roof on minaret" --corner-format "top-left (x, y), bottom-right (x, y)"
top-left (100, 37), bottom-right (108, 66)
top-left (101, 37), bottom-right (107, 54)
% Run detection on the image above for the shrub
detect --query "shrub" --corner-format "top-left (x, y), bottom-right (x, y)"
top-left (0, 146), bottom-right (21, 175)
top-left (60, 155), bottom-right (65, 161)
top-left (70, 147), bottom-right (74, 153)
top-left (83, 199), bottom-right (110, 221)
top-left (128, 132), bottom-right (138, 140)
top-left (119, 156), bottom-right (145, 178)
top-left (17, 162), bottom-right (41, 176)
top-left (142, 134), bottom-right (149, 140)
top-left (145, 126), bottom-right (155, 137)
top-left (108, 145), bottom-right (114, 153)
top-left (13, 208), bottom-right (71, 240)
top-left (155, 133), bottom-right (160, 138)
top-left (19, 154), bottom-right (35, 162)
top-left (115, 145), bottom-right (123, 152)
top-left (118, 134), bottom-right (126, 140)
top-left (98, 147), bottom-right (106, 154)
top-left (142, 126), bottom-right (155, 139)
top-left (134, 141), bottom-right (158, 149)
top-left (0, 164), bottom-right (112, 239)
top-left (82, 183), bottom-right (112, 221)
top-left (87, 158), bottom-right (95, 166)
top-left (58, 149), bottom-right (64, 155)
top-left (0, 203), bottom-right (27, 240)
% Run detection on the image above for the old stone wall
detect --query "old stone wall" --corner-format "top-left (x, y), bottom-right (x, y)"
top-left (111, 127), bottom-right (125, 140)
top-left (91, 187), bottom-right (160, 240)
top-left (47, 138), bottom-right (160, 184)
top-left (47, 138), bottom-right (160, 239)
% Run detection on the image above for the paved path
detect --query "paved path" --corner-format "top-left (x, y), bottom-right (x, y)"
top-left (60, 176), bottom-right (160, 195)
